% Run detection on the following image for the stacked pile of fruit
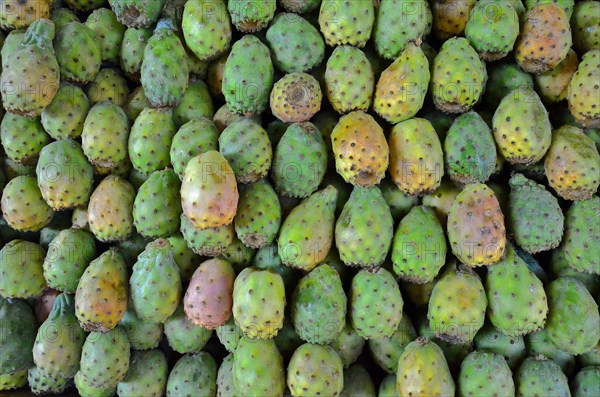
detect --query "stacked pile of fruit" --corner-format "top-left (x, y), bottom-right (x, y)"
top-left (0, 0), bottom-right (599, 396)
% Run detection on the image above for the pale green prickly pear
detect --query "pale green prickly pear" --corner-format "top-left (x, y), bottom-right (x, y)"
top-left (287, 343), bottom-right (344, 397)
top-left (0, 298), bottom-right (37, 374)
top-left (28, 366), bottom-right (70, 395)
top-left (318, 0), bottom-right (375, 48)
top-left (120, 27), bottom-right (151, 81)
top-left (165, 304), bottom-right (212, 353)
top-left (85, 8), bottom-right (126, 64)
top-left (88, 175), bottom-right (135, 242)
top-left (562, 196), bottom-right (600, 275)
top-left (79, 327), bottom-right (131, 389)
top-left (0, 240), bottom-right (46, 299)
top-left (1, 113), bottom-right (51, 165)
top-left (465, 0), bottom-right (519, 61)
top-left (515, 356), bottom-right (570, 397)
top-left (54, 22), bottom-right (101, 84)
top-left (109, 0), bottom-right (167, 28)
top-left (233, 338), bottom-right (285, 397)
top-left (182, 0), bottom-right (232, 61)
top-left (234, 180), bottom-right (282, 249)
top-left (128, 108), bottom-right (176, 175)
top-left (1, 175), bottom-right (54, 232)
top-left (368, 314), bottom-right (417, 374)
top-left (41, 82), bottom-right (90, 140)
top-left (458, 351), bottom-right (515, 397)
top-left (119, 305), bottom-right (163, 351)
top-left (170, 117), bottom-right (220, 180)
top-left (117, 349), bottom-right (168, 397)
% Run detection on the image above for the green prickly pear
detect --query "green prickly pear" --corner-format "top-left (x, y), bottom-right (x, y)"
top-left (170, 118), bottom-right (220, 180)
top-left (515, 356), bottom-right (570, 397)
top-left (0, 113), bottom-right (51, 165)
top-left (117, 349), bottom-right (168, 397)
top-left (233, 338), bottom-right (285, 397)
top-left (88, 175), bottom-right (135, 242)
top-left (234, 180), bottom-right (282, 249)
top-left (54, 22), bottom-right (101, 84)
top-left (182, 0), bottom-right (232, 62)
top-left (458, 351), bottom-right (515, 397)
top-left (562, 196), bottom-right (600, 275)
top-left (79, 327), bottom-right (131, 389)
top-left (0, 240), bottom-right (46, 299)
top-left (287, 343), bottom-right (343, 397)
top-left (0, 298), bottom-right (37, 374)
top-left (41, 82), bottom-right (90, 140)
top-left (165, 304), bottom-right (212, 353)
top-left (128, 108), bottom-right (176, 175)
top-left (368, 314), bottom-right (417, 374)
top-left (318, 0), bottom-right (375, 48)
top-left (109, 0), bottom-right (166, 28)
top-left (1, 175), bottom-right (54, 232)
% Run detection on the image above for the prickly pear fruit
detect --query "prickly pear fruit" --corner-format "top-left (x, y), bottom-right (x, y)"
top-left (33, 293), bottom-right (85, 379)
top-left (1, 113), bottom-right (50, 165)
top-left (508, 174), bottom-right (564, 253)
top-left (486, 244), bottom-right (548, 336)
top-left (465, 0), bottom-right (519, 61)
top-left (572, 366), bottom-right (600, 397)
top-left (79, 327), bottom-right (131, 389)
top-left (562, 196), bottom-right (600, 275)
top-left (133, 169), bottom-right (182, 238)
top-left (74, 370), bottom-right (116, 397)
top-left (291, 264), bottom-right (347, 344)
top-left (233, 337), bottom-right (285, 396)
top-left (526, 328), bottom-right (575, 376)
top-left (54, 22), bottom-right (101, 84)
top-left (331, 111), bottom-right (389, 187)
top-left (535, 49), bottom-right (578, 103)
top-left (270, 72), bottom-right (322, 123)
top-left (75, 249), bottom-right (128, 332)
top-left (544, 125), bottom-right (600, 201)
top-left (130, 239), bottom-right (181, 323)
top-left (335, 186), bottom-right (393, 268)
top-left (119, 27), bottom-right (151, 81)
top-left (428, 263), bottom-right (486, 344)
top-left (85, 8), bottom-right (126, 64)
top-left (515, 3), bottom-right (572, 74)
top-left (166, 352), bottom-right (217, 397)
top-left (447, 183), bottom-right (506, 266)
top-left (117, 349), bottom-right (168, 397)
top-left (182, 0), bottom-right (232, 61)
top-left (484, 63), bottom-right (534, 109)
top-left (36, 140), bottom-right (94, 211)
top-left (444, 111), bottom-right (497, 184)
top-left (318, 0), bottom-right (374, 48)
top-left (234, 180), bottom-right (282, 249)
top-left (431, 37), bottom-right (487, 113)
top-left (184, 258), bottom-right (234, 329)
top-left (180, 214), bottom-right (235, 256)
top-left (329, 324), bottom-right (365, 368)
top-left (373, 43), bottom-right (429, 123)
top-left (568, 50), bottom-right (600, 128)
top-left (431, 0), bottom-right (476, 40)
top-left (216, 354), bottom-right (236, 397)
top-left (181, 150), bottom-right (239, 230)
top-left (571, 1), bottom-right (600, 53)
top-left (170, 118), bottom-right (220, 179)
top-left (367, 313), bottom-right (417, 374)
top-left (515, 356), bottom-right (570, 397)
top-left (0, 298), bottom-right (36, 374)
top-left (165, 304), bottom-right (212, 353)
top-left (278, 186), bottom-right (337, 270)
top-left (1, 175), bottom-right (54, 232)
top-left (0, 240), bottom-right (46, 298)
top-left (389, 118), bottom-right (444, 195)
top-left (546, 277), bottom-right (600, 355)
top-left (88, 175), bottom-right (135, 242)
top-left (86, 68), bottom-right (130, 107)
top-left (0, 370), bottom-right (27, 391)
top-left (128, 108), bottom-right (176, 175)
top-left (119, 304), bottom-right (163, 351)
top-left (287, 343), bottom-right (344, 397)
top-left (396, 337), bottom-right (455, 397)
top-left (228, 0), bottom-right (276, 32)
top-left (1, 19), bottom-right (60, 118)
top-left (109, 0), bottom-right (166, 28)
top-left (41, 83), bottom-right (90, 140)
top-left (28, 366), bottom-right (69, 395)
top-left (458, 351), bottom-right (515, 397)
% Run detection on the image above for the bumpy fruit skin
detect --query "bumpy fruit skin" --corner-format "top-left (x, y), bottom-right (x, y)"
top-left (431, 37), bottom-right (486, 113)
top-left (571, 1), bottom-right (600, 53)
top-left (545, 125), bottom-right (600, 201)
top-left (431, 0), bottom-right (475, 39)
top-left (82, 101), bottom-right (130, 171)
top-left (79, 327), bottom-right (131, 389)
top-left (562, 196), bottom-right (600, 275)
top-left (41, 83), bottom-right (90, 140)
top-left (180, 215), bottom-right (234, 256)
top-left (373, 0), bottom-right (431, 59)
top-left (550, 248), bottom-right (600, 296)
top-left (74, 370), bottom-right (116, 397)
top-left (266, 12), bottom-right (324, 74)
top-left (380, 178), bottom-right (419, 222)
top-left (181, 150), bottom-right (239, 230)
top-left (535, 49), bottom-right (578, 103)
top-left (546, 277), bottom-right (600, 354)
top-left (109, 0), bottom-right (166, 28)
top-left (36, 140), bottom-right (94, 210)
top-left (389, 118), bottom-right (444, 195)
top-left (428, 264), bottom-right (486, 344)
top-left (486, 244), bottom-right (548, 336)
top-left (183, 0), bottom-right (232, 61)
top-left (0, 298), bottom-right (36, 374)
top-left (447, 183), bottom-right (506, 266)
top-left (319, 0), bottom-right (374, 48)
top-left (75, 249), bottom-right (128, 332)
top-left (287, 343), bottom-right (344, 397)
top-left (130, 239), bottom-right (181, 323)
top-left (228, 0), bottom-right (276, 32)
top-left (88, 175), bottom-right (135, 242)
top-left (291, 264), bottom-right (347, 344)
top-left (141, 21), bottom-right (189, 108)
top-left (85, 8), bottom-right (126, 64)
top-left (184, 258), bottom-right (234, 329)
top-left (515, 4), bottom-right (572, 74)
top-left (396, 338), bottom-right (455, 397)
top-left (1, 175), bottom-right (53, 232)
top-left (378, 375), bottom-right (397, 397)
top-left (216, 317), bottom-right (243, 353)
top-left (329, 324), bottom-right (365, 368)
top-left (120, 27), bottom-right (151, 81)
top-left (474, 325), bottom-right (526, 370)
top-left (325, 46), bottom-right (374, 114)
top-left (43, 228), bottom-right (96, 293)
top-left (233, 338), bottom-right (285, 397)
top-left (1, 19), bottom-right (59, 118)
top-left (374, 43), bottom-right (429, 123)
top-left (465, 0), bottom-right (519, 61)
top-left (458, 351), bottom-right (515, 397)
top-left (339, 364), bottom-right (376, 397)
top-left (492, 87), bottom-right (552, 165)
top-left (525, 0), bottom-right (574, 17)
top-left (572, 366), bottom-right (600, 397)
top-left (350, 268), bottom-right (403, 340)
top-left (119, 305), bottom-right (163, 351)
top-left (508, 174), bottom-right (564, 253)
top-left (335, 186), bottom-right (393, 268)
top-left (568, 50), bottom-right (600, 128)
top-left (526, 329), bottom-right (576, 376)
top-left (444, 112), bottom-right (496, 184)
top-left (234, 180), bottom-right (281, 249)
top-left (278, 186), bottom-right (337, 270)
top-left (233, 267), bottom-right (286, 338)
top-left (28, 366), bottom-right (70, 395)
top-left (392, 206), bottom-right (446, 283)
top-left (170, 118), bottom-right (219, 179)
top-left (86, 68), bottom-right (130, 107)
top-left (332, 111), bottom-right (389, 187)
top-left (223, 35), bottom-right (273, 117)
top-left (128, 108), bottom-right (176, 175)
top-left (484, 63), bottom-right (534, 109)
top-left (133, 169), bottom-right (182, 238)
top-left (0, 240), bottom-right (46, 298)
top-left (515, 356), bottom-right (570, 397)
top-left (1, 114), bottom-right (50, 165)
top-left (165, 304), bottom-right (212, 353)
top-left (117, 349), bottom-right (168, 397)
top-left (217, 354), bottom-right (236, 397)
top-left (272, 122), bottom-right (327, 198)
top-left (219, 118), bottom-right (272, 183)
top-left (173, 80), bottom-right (215, 128)
top-left (54, 22), bottom-right (101, 84)
top-left (270, 72), bottom-right (322, 123)
top-left (33, 294), bottom-right (85, 379)
top-left (0, 370), bottom-right (28, 391)
top-left (0, 0), bottom-right (50, 29)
